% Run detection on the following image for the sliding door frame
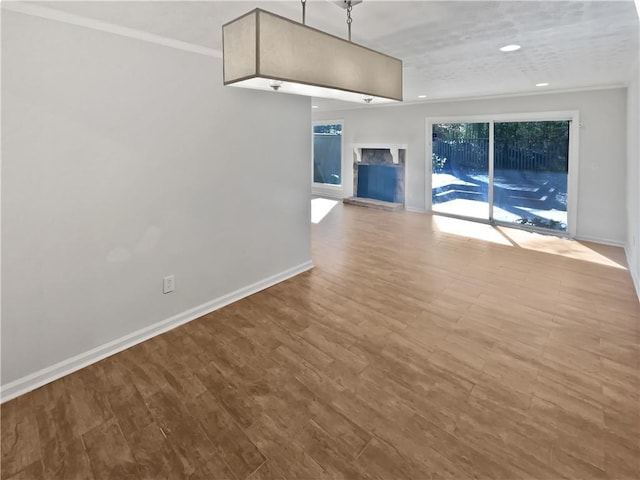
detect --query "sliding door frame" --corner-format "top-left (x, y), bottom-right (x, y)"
top-left (425, 111), bottom-right (580, 237)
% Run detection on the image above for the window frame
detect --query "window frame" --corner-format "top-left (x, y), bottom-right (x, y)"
top-left (312, 119), bottom-right (344, 196)
top-left (425, 111), bottom-right (580, 237)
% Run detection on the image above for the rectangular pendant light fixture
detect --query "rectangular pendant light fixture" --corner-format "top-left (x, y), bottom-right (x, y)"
top-left (222, 9), bottom-right (403, 104)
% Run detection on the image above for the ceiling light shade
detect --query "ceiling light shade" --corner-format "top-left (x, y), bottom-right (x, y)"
top-left (222, 9), bottom-right (403, 103)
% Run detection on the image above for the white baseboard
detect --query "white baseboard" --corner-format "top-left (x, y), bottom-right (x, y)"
top-left (405, 206), bottom-right (427, 214)
top-left (574, 234), bottom-right (626, 247)
top-left (312, 185), bottom-right (344, 200)
top-left (0, 261), bottom-right (314, 403)
top-left (624, 246), bottom-right (640, 303)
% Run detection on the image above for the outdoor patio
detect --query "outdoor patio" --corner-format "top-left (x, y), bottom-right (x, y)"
top-left (432, 169), bottom-right (568, 231)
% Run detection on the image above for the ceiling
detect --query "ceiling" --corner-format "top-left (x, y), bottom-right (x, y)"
top-left (30, 1), bottom-right (640, 109)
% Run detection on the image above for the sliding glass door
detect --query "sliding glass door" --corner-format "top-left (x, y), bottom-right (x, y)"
top-left (429, 115), bottom-right (574, 234)
top-left (431, 122), bottom-right (490, 220)
top-left (492, 121), bottom-right (569, 232)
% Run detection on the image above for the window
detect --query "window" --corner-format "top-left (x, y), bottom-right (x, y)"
top-left (313, 123), bottom-right (342, 186)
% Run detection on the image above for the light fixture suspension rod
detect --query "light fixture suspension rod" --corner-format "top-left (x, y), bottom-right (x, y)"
top-left (301, 0), bottom-right (307, 25)
top-left (346, 1), bottom-right (352, 41)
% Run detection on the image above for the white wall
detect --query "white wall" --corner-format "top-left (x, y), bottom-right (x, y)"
top-left (1, 11), bottom-right (312, 395)
top-left (626, 58), bottom-right (640, 300)
top-left (314, 88), bottom-right (628, 244)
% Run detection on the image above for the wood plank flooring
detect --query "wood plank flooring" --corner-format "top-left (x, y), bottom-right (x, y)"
top-left (2, 203), bottom-right (639, 479)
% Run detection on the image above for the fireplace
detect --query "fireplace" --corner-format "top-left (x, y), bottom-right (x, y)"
top-left (352, 144), bottom-right (407, 205)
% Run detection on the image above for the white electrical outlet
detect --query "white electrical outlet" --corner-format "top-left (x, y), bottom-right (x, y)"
top-left (163, 275), bottom-right (175, 294)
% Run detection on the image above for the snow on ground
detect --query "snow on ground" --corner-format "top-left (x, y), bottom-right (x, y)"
top-left (431, 172), bottom-right (567, 230)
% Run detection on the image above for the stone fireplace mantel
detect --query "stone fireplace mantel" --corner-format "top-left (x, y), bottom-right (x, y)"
top-left (353, 143), bottom-right (408, 165)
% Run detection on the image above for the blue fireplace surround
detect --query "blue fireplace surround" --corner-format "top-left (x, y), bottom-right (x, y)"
top-left (357, 164), bottom-right (404, 203)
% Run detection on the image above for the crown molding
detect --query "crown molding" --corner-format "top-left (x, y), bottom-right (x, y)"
top-left (2, 1), bottom-right (223, 58)
top-left (313, 83), bottom-right (629, 113)
top-left (410, 83), bottom-right (630, 105)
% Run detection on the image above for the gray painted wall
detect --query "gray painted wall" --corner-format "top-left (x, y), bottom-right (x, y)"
top-left (626, 60), bottom-right (640, 299)
top-left (1, 11), bottom-right (312, 387)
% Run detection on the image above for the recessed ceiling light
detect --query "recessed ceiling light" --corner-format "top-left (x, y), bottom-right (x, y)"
top-left (418, 95), bottom-right (427, 99)
top-left (312, 105), bottom-right (319, 109)
top-left (536, 82), bottom-right (549, 87)
top-left (499, 44), bottom-right (521, 52)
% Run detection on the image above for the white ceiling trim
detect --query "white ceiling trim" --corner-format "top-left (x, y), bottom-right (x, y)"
top-left (316, 83), bottom-right (629, 113)
top-left (413, 83), bottom-right (630, 104)
top-left (2, 2), bottom-right (223, 59)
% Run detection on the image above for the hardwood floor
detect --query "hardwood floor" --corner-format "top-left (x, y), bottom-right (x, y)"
top-left (2, 203), bottom-right (639, 479)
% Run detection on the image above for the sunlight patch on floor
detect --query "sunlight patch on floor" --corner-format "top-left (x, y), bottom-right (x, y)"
top-left (311, 198), bottom-right (338, 224)
top-left (502, 227), bottom-right (628, 269)
top-left (432, 214), bottom-right (627, 269)
top-left (432, 215), bottom-right (512, 245)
